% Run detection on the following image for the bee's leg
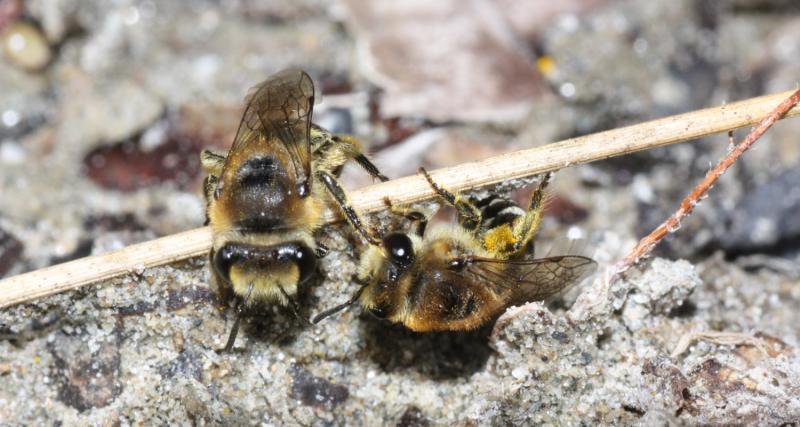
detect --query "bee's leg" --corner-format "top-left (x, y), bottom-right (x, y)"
top-left (312, 283), bottom-right (367, 324)
top-left (201, 149), bottom-right (226, 224)
top-left (418, 167), bottom-right (482, 231)
top-left (353, 153), bottom-right (389, 182)
top-left (509, 173), bottom-right (552, 257)
top-left (315, 243), bottom-right (329, 258)
top-left (223, 282), bottom-right (254, 352)
top-left (318, 171), bottom-right (380, 245)
top-left (383, 197), bottom-right (428, 237)
top-left (200, 149), bottom-right (226, 175)
top-left (310, 126), bottom-right (389, 181)
top-left (278, 285), bottom-right (312, 326)
top-left (332, 133), bottom-right (390, 182)
top-left (202, 175), bottom-right (218, 225)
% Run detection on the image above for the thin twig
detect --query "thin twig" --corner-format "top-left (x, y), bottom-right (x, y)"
top-left (1, 91), bottom-right (799, 308)
top-left (609, 88), bottom-right (800, 281)
top-left (671, 331), bottom-right (769, 358)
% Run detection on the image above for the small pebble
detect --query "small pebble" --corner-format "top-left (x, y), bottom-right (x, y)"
top-left (1, 21), bottom-right (51, 71)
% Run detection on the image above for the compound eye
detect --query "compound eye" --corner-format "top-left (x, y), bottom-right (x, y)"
top-left (369, 304), bottom-right (389, 319)
top-left (382, 233), bottom-right (414, 267)
top-left (293, 245), bottom-right (317, 284)
top-left (213, 245), bottom-right (240, 284)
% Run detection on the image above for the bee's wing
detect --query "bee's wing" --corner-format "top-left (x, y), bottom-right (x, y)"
top-left (225, 69), bottom-right (315, 192)
top-left (461, 255), bottom-right (597, 304)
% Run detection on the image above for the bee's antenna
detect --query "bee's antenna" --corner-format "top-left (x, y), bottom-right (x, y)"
top-left (223, 282), bottom-right (254, 352)
top-left (312, 284), bottom-right (366, 324)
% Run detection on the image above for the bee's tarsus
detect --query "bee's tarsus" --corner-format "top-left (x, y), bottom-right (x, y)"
top-left (354, 154), bottom-right (389, 182)
top-left (315, 243), bottom-right (329, 258)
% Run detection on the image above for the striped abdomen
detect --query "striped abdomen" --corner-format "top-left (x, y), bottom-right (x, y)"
top-left (471, 194), bottom-right (525, 231)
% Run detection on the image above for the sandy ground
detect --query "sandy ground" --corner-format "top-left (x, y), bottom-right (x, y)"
top-left (1, 0), bottom-right (799, 425)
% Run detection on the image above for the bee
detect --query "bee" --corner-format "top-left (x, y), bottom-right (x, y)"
top-left (313, 169), bottom-right (596, 331)
top-left (201, 69), bottom-right (388, 351)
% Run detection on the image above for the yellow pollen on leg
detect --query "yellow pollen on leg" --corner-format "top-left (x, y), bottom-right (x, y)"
top-left (483, 225), bottom-right (517, 254)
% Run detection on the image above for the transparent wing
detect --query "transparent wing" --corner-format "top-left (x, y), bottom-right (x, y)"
top-left (225, 69), bottom-right (315, 193)
top-left (459, 254), bottom-right (597, 303)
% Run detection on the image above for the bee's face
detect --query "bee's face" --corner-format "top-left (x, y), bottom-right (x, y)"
top-left (212, 239), bottom-right (317, 300)
top-left (357, 233), bottom-right (417, 318)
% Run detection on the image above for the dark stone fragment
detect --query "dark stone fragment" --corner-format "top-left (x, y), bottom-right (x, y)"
top-left (83, 213), bottom-right (146, 233)
top-left (316, 71), bottom-right (353, 95)
top-left (83, 131), bottom-right (201, 192)
top-left (643, 357), bottom-right (693, 416)
top-left (289, 364), bottom-right (349, 410)
top-left (116, 300), bottom-right (159, 317)
top-left (396, 405), bottom-right (430, 427)
top-left (118, 285), bottom-right (215, 316)
top-left (551, 330), bottom-right (569, 343)
top-left (545, 195), bottom-right (590, 225)
top-left (49, 331), bottom-right (121, 412)
top-left (49, 239), bottom-right (93, 265)
top-left (0, 227), bottom-right (23, 277)
top-left (0, 112), bottom-right (47, 140)
top-left (159, 350), bottom-right (202, 381)
top-left (315, 107), bottom-right (353, 135)
top-left (379, 117), bottom-right (421, 149)
top-left (167, 285), bottom-right (217, 311)
top-left (621, 405), bottom-right (645, 416)
top-left (720, 168), bottom-right (800, 253)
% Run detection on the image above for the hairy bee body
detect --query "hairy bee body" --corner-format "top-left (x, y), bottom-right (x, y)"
top-left (202, 70), bottom-right (387, 350)
top-left (317, 170), bottom-right (596, 332)
top-left (357, 225), bottom-right (507, 331)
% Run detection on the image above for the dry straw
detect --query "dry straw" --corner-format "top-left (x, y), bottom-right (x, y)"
top-left (1, 90), bottom-right (799, 308)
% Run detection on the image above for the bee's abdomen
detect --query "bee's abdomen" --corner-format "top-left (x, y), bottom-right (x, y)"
top-left (472, 195), bottom-right (525, 231)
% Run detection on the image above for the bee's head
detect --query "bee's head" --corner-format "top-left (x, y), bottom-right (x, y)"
top-left (354, 232), bottom-right (417, 319)
top-left (213, 241), bottom-right (317, 300)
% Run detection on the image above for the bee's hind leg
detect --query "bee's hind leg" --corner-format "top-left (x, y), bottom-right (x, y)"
top-left (509, 173), bottom-right (552, 258)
